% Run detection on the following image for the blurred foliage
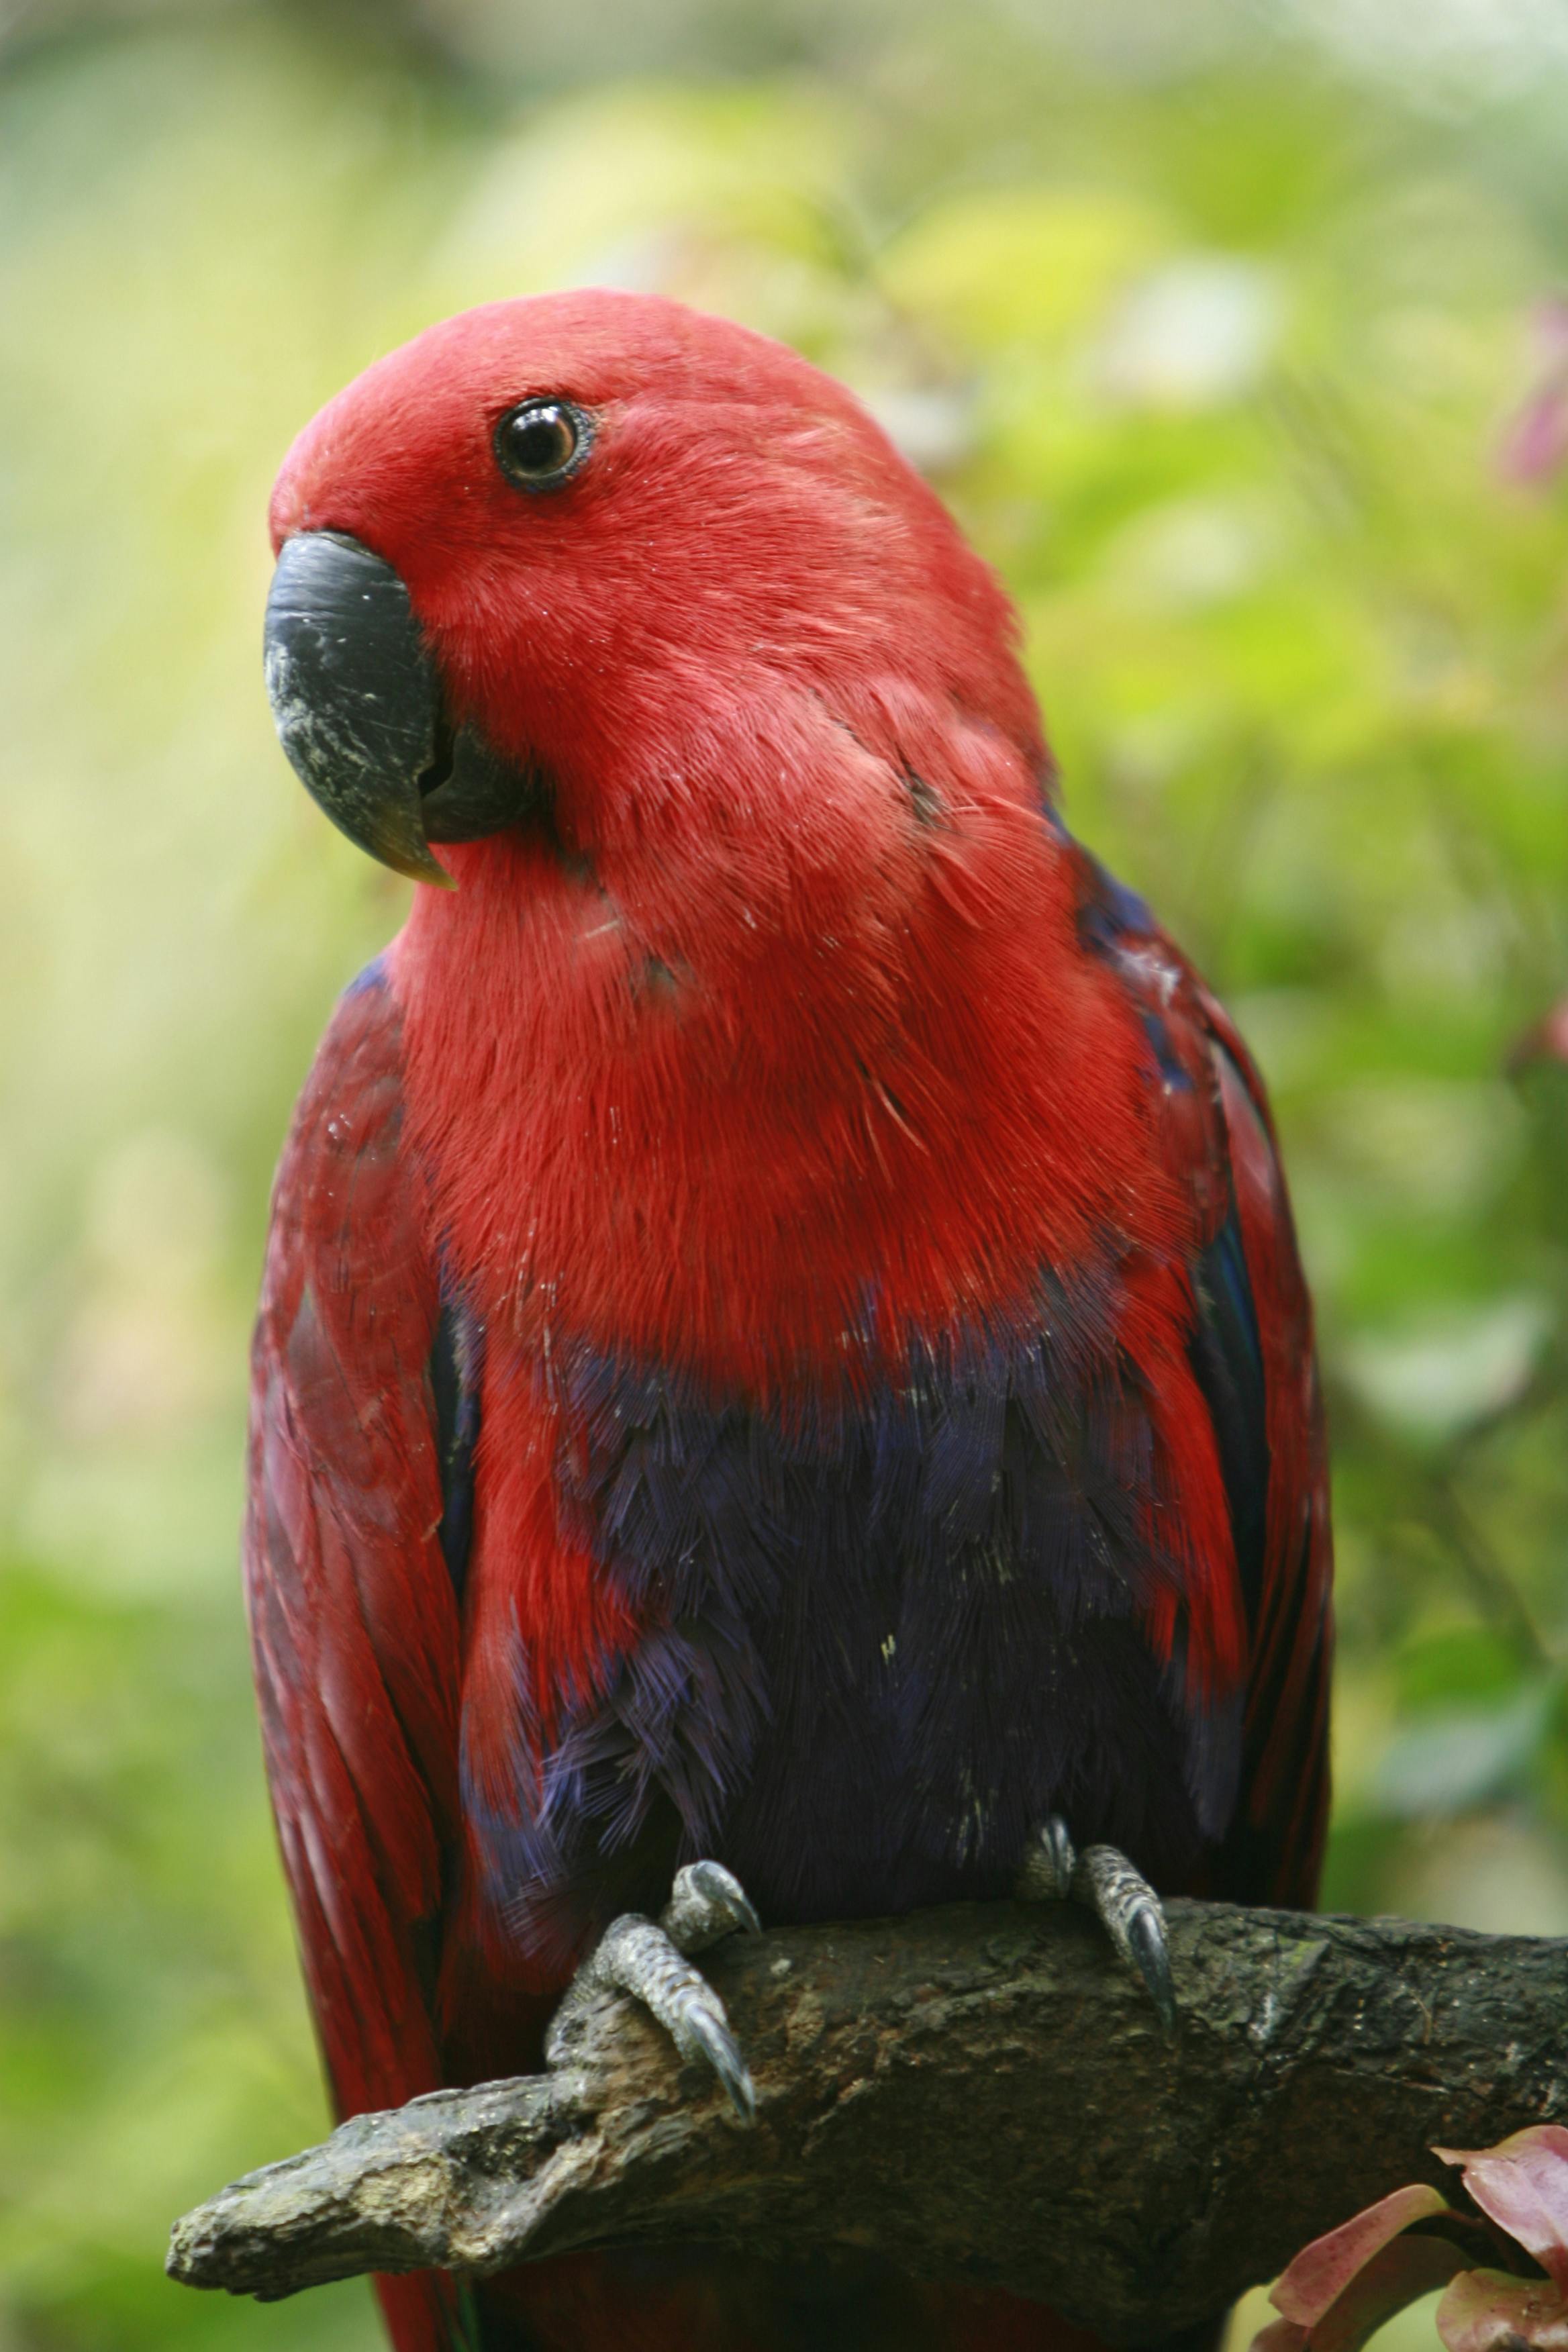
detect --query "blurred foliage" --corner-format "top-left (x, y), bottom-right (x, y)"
top-left (3, 0), bottom-right (1568, 2344)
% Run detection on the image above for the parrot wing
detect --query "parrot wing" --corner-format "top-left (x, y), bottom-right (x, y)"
top-left (244, 961), bottom-right (463, 2121)
top-left (1075, 848), bottom-right (1332, 1906)
top-left (1199, 985), bottom-right (1334, 1906)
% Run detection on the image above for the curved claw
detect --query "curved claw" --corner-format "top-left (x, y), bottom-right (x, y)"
top-left (665, 1860), bottom-right (762, 1953)
top-left (1077, 1843), bottom-right (1179, 2035)
top-left (545, 1863), bottom-right (763, 2124)
top-left (1015, 1814), bottom-right (1077, 1903)
top-left (1124, 1903), bottom-right (1178, 2034)
top-left (683, 2002), bottom-right (757, 2124)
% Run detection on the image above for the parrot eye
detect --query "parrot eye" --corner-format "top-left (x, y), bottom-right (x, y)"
top-left (493, 399), bottom-right (590, 491)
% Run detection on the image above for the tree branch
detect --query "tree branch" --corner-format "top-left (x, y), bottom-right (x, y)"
top-left (166, 1900), bottom-right (1568, 2341)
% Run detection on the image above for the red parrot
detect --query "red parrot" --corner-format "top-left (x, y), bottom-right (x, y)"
top-left (248, 291), bottom-right (1333, 2352)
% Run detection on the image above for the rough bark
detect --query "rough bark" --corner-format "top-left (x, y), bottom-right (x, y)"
top-left (166, 1900), bottom-right (1568, 2342)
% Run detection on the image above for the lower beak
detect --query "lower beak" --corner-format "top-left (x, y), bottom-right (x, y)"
top-left (263, 531), bottom-right (533, 885)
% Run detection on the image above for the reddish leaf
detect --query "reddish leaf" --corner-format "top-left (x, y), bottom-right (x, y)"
top-left (1274, 2185), bottom-right (1455, 2325)
top-left (1251, 2319), bottom-right (1309, 2352)
top-left (1311, 2238), bottom-right (1473, 2352)
top-left (1500, 393), bottom-right (1568, 487)
top-left (1435, 2129), bottom-right (1568, 2293)
top-left (1499, 300), bottom-right (1568, 486)
top-left (1436, 2266), bottom-right (1568, 2352)
top-left (1508, 1000), bottom-right (1568, 1073)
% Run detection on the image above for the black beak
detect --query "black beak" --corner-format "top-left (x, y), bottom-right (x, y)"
top-left (263, 531), bottom-right (535, 885)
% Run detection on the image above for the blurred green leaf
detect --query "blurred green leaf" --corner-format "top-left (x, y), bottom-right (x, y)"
top-left (1340, 1297), bottom-right (1554, 1446)
top-left (1396, 1626), bottom-right (1532, 1711)
top-left (1371, 1680), bottom-right (1561, 1819)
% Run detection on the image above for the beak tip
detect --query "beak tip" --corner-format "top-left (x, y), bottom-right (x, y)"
top-left (378, 834), bottom-right (458, 890)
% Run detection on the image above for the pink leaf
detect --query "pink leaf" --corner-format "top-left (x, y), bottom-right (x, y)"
top-left (1498, 299), bottom-right (1568, 485)
top-left (1274, 2185), bottom-right (1455, 2325)
top-left (1508, 1001), bottom-right (1568, 1073)
top-left (1311, 2239), bottom-right (1473, 2352)
top-left (1500, 393), bottom-right (1568, 486)
top-left (1435, 2129), bottom-right (1568, 2293)
top-left (1436, 2266), bottom-right (1568, 2352)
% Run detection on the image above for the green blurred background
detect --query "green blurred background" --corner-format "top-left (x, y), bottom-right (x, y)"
top-left (4, 0), bottom-right (1568, 2343)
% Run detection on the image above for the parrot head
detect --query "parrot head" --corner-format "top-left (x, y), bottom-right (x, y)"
top-left (264, 291), bottom-right (1042, 891)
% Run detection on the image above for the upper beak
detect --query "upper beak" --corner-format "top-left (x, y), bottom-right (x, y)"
top-left (263, 531), bottom-right (534, 885)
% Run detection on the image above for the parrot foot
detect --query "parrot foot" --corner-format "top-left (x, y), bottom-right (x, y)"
top-left (1015, 1816), bottom-right (1177, 2032)
top-left (544, 1860), bottom-right (761, 2124)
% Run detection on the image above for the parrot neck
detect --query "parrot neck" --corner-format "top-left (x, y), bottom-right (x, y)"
top-left (387, 718), bottom-right (1181, 1397)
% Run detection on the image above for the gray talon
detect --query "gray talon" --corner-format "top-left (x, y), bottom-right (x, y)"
top-left (1017, 1819), bottom-right (1177, 2030)
top-left (685, 2004), bottom-right (757, 2124)
top-left (1125, 1903), bottom-right (1178, 2033)
top-left (1076, 1843), bottom-right (1177, 2033)
top-left (544, 1861), bottom-right (761, 2123)
top-left (663, 1860), bottom-right (762, 1953)
top-left (1015, 1813), bottom-right (1077, 1903)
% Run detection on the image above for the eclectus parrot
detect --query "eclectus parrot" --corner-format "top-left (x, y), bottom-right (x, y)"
top-left (249, 291), bottom-right (1333, 2352)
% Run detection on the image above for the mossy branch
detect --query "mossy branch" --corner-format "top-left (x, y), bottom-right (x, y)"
top-left (168, 1900), bottom-right (1568, 2342)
